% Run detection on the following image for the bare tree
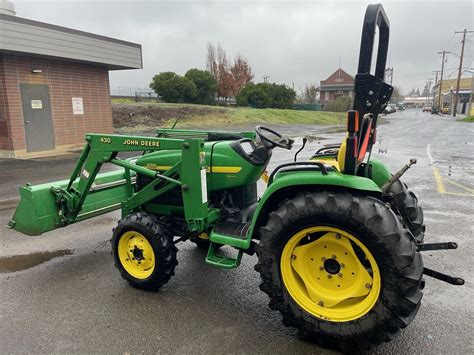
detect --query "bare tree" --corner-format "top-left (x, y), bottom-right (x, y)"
top-left (206, 43), bottom-right (217, 78)
top-left (206, 43), bottom-right (254, 102)
top-left (304, 84), bottom-right (318, 103)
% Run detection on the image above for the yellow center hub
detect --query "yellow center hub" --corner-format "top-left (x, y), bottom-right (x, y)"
top-left (280, 226), bottom-right (381, 322)
top-left (118, 231), bottom-right (155, 279)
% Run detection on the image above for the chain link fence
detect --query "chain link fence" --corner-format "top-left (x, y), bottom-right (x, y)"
top-left (110, 86), bottom-right (159, 102)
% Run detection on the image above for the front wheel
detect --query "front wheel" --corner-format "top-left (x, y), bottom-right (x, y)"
top-left (255, 192), bottom-right (423, 352)
top-left (111, 212), bottom-right (178, 291)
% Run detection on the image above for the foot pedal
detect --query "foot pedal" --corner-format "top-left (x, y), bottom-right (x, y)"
top-left (205, 242), bottom-right (243, 269)
top-left (209, 221), bottom-right (251, 249)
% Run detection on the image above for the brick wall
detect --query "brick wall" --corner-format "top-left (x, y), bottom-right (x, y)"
top-left (0, 55), bottom-right (12, 150)
top-left (319, 90), bottom-right (353, 103)
top-left (0, 53), bottom-right (113, 155)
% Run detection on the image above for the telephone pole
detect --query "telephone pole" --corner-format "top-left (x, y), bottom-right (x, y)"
top-left (263, 76), bottom-right (270, 84)
top-left (425, 77), bottom-right (432, 105)
top-left (453, 29), bottom-right (474, 116)
top-left (432, 71), bottom-right (440, 107)
top-left (437, 50), bottom-right (451, 110)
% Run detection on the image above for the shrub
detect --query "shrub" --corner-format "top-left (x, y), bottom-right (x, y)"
top-left (325, 96), bottom-right (352, 112)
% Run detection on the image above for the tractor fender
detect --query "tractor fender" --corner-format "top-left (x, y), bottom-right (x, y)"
top-left (248, 170), bottom-right (382, 239)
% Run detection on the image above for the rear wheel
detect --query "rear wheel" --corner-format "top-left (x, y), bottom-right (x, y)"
top-left (111, 212), bottom-right (177, 291)
top-left (388, 180), bottom-right (425, 243)
top-left (255, 191), bottom-right (423, 352)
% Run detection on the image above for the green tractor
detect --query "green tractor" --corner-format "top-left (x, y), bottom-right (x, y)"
top-left (7, 4), bottom-right (463, 351)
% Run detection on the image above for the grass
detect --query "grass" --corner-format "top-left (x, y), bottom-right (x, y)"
top-left (111, 99), bottom-right (346, 128)
top-left (458, 116), bottom-right (474, 122)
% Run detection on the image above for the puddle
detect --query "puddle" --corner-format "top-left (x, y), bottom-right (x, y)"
top-left (0, 249), bottom-right (73, 273)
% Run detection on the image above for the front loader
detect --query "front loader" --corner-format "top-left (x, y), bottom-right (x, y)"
top-left (7, 4), bottom-right (463, 352)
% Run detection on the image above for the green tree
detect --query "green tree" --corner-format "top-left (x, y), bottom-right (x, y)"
top-left (150, 72), bottom-right (196, 103)
top-left (184, 68), bottom-right (217, 104)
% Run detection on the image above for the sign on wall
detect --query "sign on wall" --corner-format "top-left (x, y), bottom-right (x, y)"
top-left (72, 97), bottom-right (84, 115)
top-left (31, 100), bottom-right (42, 109)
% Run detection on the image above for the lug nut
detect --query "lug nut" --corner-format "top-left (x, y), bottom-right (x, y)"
top-left (291, 255), bottom-right (297, 260)
top-left (321, 257), bottom-right (326, 261)
top-left (335, 234), bottom-right (341, 239)
top-left (327, 274), bottom-right (332, 279)
top-left (365, 283), bottom-right (372, 289)
top-left (338, 273), bottom-right (343, 277)
top-left (318, 301), bottom-right (324, 306)
top-left (340, 263), bottom-right (345, 268)
top-left (319, 266), bottom-right (324, 270)
top-left (331, 255), bottom-right (337, 259)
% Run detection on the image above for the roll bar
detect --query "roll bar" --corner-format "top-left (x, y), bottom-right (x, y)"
top-left (357, 4), bottom-right (390, 80)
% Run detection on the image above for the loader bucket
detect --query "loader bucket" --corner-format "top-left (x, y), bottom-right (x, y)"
top-left (7, 169), bottom-right (134, 236)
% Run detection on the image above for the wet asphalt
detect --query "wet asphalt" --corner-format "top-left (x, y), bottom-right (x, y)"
top-left (0, 109), bottom-right (473, 354)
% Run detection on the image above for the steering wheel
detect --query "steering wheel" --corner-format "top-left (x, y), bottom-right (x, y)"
top-left (255, 125), bottom-right (293, 149)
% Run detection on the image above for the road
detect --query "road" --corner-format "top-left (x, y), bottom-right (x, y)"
top-left (0, 109), bottom-right (473, 353)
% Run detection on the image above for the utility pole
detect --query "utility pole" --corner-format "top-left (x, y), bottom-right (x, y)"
top-left (263, 75), bottom-right (270, 84)
top-left (432, 71), bottom-right (440, 107)
top-left (425, 78), bottom-right (432, 105)
top-left (453, 29), bottom-right (474, 116)
top-left (437, 50), bottom-right (451, 110)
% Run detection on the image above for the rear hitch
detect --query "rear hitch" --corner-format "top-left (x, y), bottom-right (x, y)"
top-left (419, 241), bottom-right (465, 286)
top-left (418, 242), bottom-right (458, 251)
top-left (423, 268), bottom-right (465, 286)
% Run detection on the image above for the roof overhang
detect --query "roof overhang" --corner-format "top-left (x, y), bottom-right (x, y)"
top-left (0, 14), bottom-right (142, 70)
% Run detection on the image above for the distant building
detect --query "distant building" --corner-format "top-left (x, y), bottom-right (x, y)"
top-left (433, 77), bottom-right (472, 115)
top-left (0, 1), bottom-right (142, 158)
top-left (319, 68), bottom-right (355, 108)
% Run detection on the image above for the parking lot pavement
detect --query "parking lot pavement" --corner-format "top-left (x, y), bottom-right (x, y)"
top-left (0, 109), bottom-right (472, 353)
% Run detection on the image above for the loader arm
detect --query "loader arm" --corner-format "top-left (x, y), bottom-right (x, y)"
top-left (8, 133), bottom-right (216, 235)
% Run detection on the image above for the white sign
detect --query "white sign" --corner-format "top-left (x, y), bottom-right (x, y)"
top-left (72, 97), bottom-right (84, 115)
top-left (31, 100), bottom-right (42, 109)
top-left (201, 168), bottom-right (208, 203)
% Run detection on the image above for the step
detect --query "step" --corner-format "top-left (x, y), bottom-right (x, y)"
top-left (209, 221), bottom-right (251, 249)
top-left (205, 242), bottom-right (243, 269)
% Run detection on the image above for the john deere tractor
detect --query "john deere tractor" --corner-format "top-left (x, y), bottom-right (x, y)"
top-left (7, 4), bottom-right (463, 351)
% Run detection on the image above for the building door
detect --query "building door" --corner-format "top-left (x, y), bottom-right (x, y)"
top-left (20, 84), bottom-right (54, 152)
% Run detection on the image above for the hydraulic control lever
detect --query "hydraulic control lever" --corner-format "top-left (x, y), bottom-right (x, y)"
top-left (381, 158), bottom-right (417, 194)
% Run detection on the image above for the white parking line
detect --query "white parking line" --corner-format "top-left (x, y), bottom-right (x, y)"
top-left (426, 144), bottom-right (434, 164)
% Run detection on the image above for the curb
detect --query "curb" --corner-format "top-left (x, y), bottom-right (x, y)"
top-left (0, 197), bottom-right (19, 211)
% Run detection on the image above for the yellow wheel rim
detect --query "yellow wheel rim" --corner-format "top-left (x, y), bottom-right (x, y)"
top-left (118, 231), bottom-right (155, 279)
top-left (281, 226), bottom-right (381, 322)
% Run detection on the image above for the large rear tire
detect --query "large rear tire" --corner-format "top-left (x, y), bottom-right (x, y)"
top-left (255, 191), bottom-right (423, 352)
top-left (111, 212), bottom-right (178, 291)
top-left (388, 180), bottom-right (425, 243)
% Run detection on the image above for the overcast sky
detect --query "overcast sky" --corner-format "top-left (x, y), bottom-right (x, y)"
top-left (14, 0), bottom-right (474, 95)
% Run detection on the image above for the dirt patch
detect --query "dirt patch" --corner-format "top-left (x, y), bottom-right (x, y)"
top-left (112, 103), bottom-right (226, 129)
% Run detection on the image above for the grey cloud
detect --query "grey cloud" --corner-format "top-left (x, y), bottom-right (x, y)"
top-left (14, 0), bottom-right (474, 94)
